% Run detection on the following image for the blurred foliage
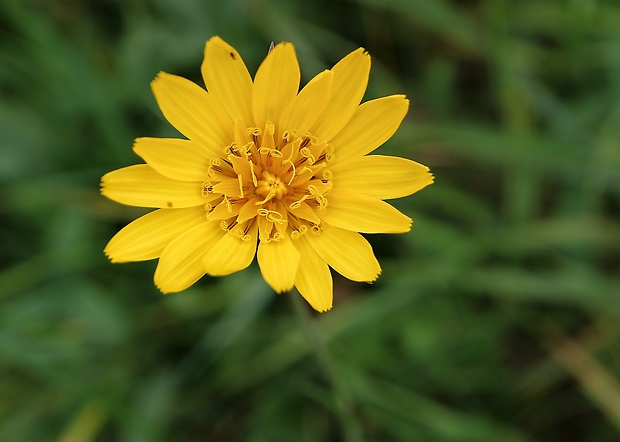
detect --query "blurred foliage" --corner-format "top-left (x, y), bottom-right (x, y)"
top-left (1, 0), bottom-right (620, 440)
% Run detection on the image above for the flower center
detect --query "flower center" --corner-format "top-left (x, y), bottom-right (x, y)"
top-left (204, 121), bottom-right (334, 242)
top-left (256, 171), bottom-right (288, 200)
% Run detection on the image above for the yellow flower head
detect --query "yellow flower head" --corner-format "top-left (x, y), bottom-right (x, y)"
top-left (101, 36), bottom-right (433, 312)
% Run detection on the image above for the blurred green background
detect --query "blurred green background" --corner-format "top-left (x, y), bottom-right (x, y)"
top-left (2, 0), bottom-right (620, 440)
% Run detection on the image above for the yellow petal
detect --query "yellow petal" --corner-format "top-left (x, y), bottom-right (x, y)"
top-left (203, 222), bottom-right (258, 276)
top-left (154, 221), bottom-right (225, 293)
top-left (212, 178), bottom-right (243, 197)
top-left (252, 42), bottom-right (300, 131)
top-left (310, 47), bottom-right (370, 141)
top-left (329, 155), bottom-right (434, 199)
top-left (201, 36), bottom-right (254, 125)
top-left (321, 193), bottom-right (412, 233)
top-left (101, 165), bottom-right (207, 208)
top-left (293, 235), bottom-right (333, 312)
top-left (237, 198), bottom-right (260, 224)
top-left (305, 225), bottom-right (380, 282)
top-left (329, 95), bottom-right (409, 164)
top-left (133, 138), bottom-right (212, 181)
top-left (257, 236), bottom-right (300, 293)
top-left (279, 70), bottom-right (333, 136)
top-left (105, 207), bottom-right (207, 262)
top-left (151, 72), bottom-right (233, 158)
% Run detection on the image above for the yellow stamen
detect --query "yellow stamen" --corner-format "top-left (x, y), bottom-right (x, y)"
top-left (202, 181), bottom-right (214, 196)
top-left (237, 174), bottom-right (244, 198)
top-left (255, 190), bottom-right (276, 205)
top-left (289, 194), bottom-right (310, 210)
top-left (283, 159), bottom-right (296, 185)
top-left (300, 147), bottom-right (315, 165)
top-left (248, 160), bottom-right (258, 187)
top-left (290, 224), bottom-right (308, 240)
top-left (223, 195), bottom-right (233, 213)
top-left (282, 129), bottom-right (298, 142)
top-left (247, 127), bottom-right (261, 145)
top-left (265, 210), bottom-right (286, 224)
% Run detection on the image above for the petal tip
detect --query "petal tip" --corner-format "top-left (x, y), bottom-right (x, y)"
top-left (150, 71), bottom-right (166, 86)
top-left (204, 35), bottom-right (239, 61)
top-left (206, 35), bottom-right (224, 45)
top-left (366, 267), bottom-right (382, 284)
top-left (103, 247), bottom-right (114, 262)
top-left (351, 46), bottom-right (370, 58)
top-left (301, 294), bottom-right (333, 313)
top-left (316, 304), bottom-right (333, 313)
top-left (150, 71), bottom-right (177, 93)
top-left (274, 284), bottom-right (295, 294)
top-left (154, 278), bottom-right (175, 295)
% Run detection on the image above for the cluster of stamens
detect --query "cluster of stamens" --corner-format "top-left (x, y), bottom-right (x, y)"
top-left (201, 120), bottom-right (334, 242)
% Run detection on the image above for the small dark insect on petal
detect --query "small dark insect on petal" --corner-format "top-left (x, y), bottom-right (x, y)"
top-left (229, 51), bottom-right (236, 60)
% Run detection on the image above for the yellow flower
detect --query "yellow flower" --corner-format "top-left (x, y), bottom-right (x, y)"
top-left (101, 36), bottom-right (433, 312)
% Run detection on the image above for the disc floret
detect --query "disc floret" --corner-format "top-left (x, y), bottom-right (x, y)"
top-left (205, 121), bottom-right (333, 244)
